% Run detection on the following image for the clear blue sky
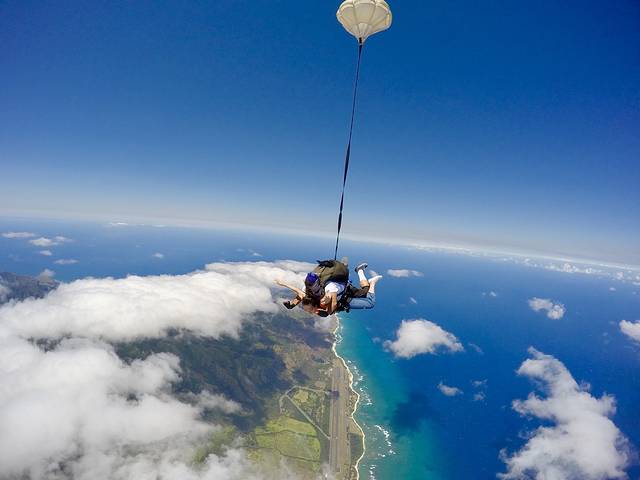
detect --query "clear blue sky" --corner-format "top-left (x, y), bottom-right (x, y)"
top-left (1, 1), bottom-right (639, 264)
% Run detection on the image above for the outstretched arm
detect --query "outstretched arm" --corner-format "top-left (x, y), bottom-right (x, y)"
top-left (275, 280), bottom-right (306, 301)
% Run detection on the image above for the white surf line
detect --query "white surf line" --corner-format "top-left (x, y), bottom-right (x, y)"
top-left (332, 314), bottom-right (366, 480)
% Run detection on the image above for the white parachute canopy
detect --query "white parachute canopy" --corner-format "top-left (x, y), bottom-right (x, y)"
top-left (337, 0), bottom-right (392, 44)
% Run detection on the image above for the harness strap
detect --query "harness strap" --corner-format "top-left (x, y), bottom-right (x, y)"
top-left (334, 41), bottom-right (364, 260)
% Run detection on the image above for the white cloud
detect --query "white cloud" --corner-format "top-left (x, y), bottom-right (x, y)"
top-left (54, 259), bottom-right (79, 265)
top-left (0, 260), bottom-right (312, 479)
top-left (2, 231), bottom-right (36, 239)
top-left (483, 291), bottom-right (498, 298)
top-left (0, 336), bottom-right (261, 480)
top-left (37, 269), bottom-right (56, 281)
top-left (30, 237), bottom-right (55, 247)
top-left (500, 348), bottom-right (631, 480)
top-left (409, 297), bottom-right (418, 304)
top-left (196, 392), bottom-right (242, 414)
top-left (619, 320), bottom-right (640, 343)
top-left (153, 253), bottom-right (165, 259)
top-left (386, 269), bottom-right (424, 278)
top-left (39, 250), bottom-right (53, 257)
top-left (0, 261), bottom-right (311, 343)
top-left (472, 379), bottom-right (487, 388)
top-left (0, 284), bottom-right (10, 302)
top-left (384, 319), bottom-right (464, 358)
top-left (29, 236), bottom-right (72, 247)
top-left (528, 297), bottom-right (566, 320)
top-left (437, 382), bottom-right (462, 397)
top-left (29, 237), bottom-right (56, 247)
top-left (468, 343), bottom-right (484, 355)
top-left (473, 392), bottom-right (486, 402)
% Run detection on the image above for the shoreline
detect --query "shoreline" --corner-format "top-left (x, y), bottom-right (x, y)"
top-left (332, 314), bottom-right (366, 480)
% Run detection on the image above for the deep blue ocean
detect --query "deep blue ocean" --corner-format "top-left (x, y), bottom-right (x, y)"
top-left (1, 218), bottom-right (639, 479)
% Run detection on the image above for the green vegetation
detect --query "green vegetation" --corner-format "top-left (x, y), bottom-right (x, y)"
top-left (193, 426), bottom-right (237, 464)
top-left (112, 310), bottom-right (347, 478)
top-left (349, 432), bottom-right (364, 475)
top-left (249, 416), bottom-right (321, 475)
top-left (290, 387), bottom-right (331, 435)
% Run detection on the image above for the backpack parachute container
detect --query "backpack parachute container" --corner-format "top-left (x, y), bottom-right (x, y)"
top-left (332, 0), bottom-right (392, 259)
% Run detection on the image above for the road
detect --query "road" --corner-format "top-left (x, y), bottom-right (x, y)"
top-left (328, 357), bottom-right (351, 476)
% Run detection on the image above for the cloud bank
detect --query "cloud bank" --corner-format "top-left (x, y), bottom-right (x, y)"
top-left (2, 231), bottom-right (36, 239)
top-left (0, 260), bottom-right (313, 479)
top-left (500, 348), bottom-right (631, 480)
top-left (384, 319), bottom-right (463, 358)
top-left (0, 261), bottom-right (310, 342)
top-left (619, 320), bottom-right (640, 343)
top-left (386, 269), bottom-right (424, 278)
top-left (528, 297), bottom-right (566, 320)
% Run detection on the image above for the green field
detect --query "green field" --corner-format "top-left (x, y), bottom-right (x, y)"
top-left (290, 387), bottom-right (331, 435)
top-left (249, 415), bottom-right (322, 475)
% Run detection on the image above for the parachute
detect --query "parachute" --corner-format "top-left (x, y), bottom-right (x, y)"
top-left (332, 1), bottom-right (392, 259)
top-left (336, 0), bottom-right (392, 45)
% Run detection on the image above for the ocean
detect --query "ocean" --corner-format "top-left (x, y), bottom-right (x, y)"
top-left (1, 218), bottom-right (639, 479)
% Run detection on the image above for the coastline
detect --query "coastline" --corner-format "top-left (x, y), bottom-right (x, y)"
top-left (332, 314), bottom-right (366, 480)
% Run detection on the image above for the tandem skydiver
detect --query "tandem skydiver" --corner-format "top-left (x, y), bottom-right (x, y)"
top-left (275, 260), bottom-right (382, 317)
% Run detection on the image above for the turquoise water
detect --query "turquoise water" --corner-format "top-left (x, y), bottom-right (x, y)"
top-left (337, 316), bottom-right (445, 479)
top-left (335, 245), bottom-right (640, 479)
top-left (2, 218), bottom-right (639, 479)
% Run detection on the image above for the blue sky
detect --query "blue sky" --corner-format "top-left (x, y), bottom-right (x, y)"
top-left (1, 1), bottom-right (639, 264)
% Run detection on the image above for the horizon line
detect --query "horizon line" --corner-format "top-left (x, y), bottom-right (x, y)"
top-left (1, 208), bottom-right (639, 271)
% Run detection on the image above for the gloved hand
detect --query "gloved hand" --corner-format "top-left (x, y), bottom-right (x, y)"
top-left (283, 301), bottom-right (295, 310)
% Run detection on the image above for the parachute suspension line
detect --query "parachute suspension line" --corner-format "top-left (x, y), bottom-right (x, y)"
top-left (334, 40), bottom-right (364, 260)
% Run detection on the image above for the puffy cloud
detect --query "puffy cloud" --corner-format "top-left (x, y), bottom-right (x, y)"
top-left (528, 297), bottom-right (566, 320)
top-left (153, 253), bottom-right (165, 259)
top-left (29, 236), bottom-right (72, 247)
top-left (0, 260), bottom-right (311, 342)
top-left (384, 319), bottom-right (464, 358)
top-left (0, 284), bottom-right (10, 302)
top-left (619, 320), bottom-right (640, 343)
top-left (386, 269), bottom-right (424, 278)
top-left (500, 348), bottom-right (631, 480)
top-left (473, 392), bottom-right (486, 402)
top-left (0, 335), bottom-right (261, 480)
top-left (2, 231), bottom-right (36, 239)
top-left (409, 297), bottom-right (418, 304)
top-left (483, 291), bottom-right (498, 298)
top-left (37, 269), bottom-right (56, 281)
top-left (54, 259), bottom-right (79, 265)
top-left (437, 382), bottom-right (462, 397)
top-left (0, 260), bottom-right (312, 479)
top-left (29, 237), bottom-right (55, 247)
top-left (39, 250), bottom-right (53, 256)
top-left (196, 392), bottom-right (242, 414)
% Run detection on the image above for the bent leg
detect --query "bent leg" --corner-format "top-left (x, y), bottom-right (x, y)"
top-left (348, 292), bottom-right (376, 309)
